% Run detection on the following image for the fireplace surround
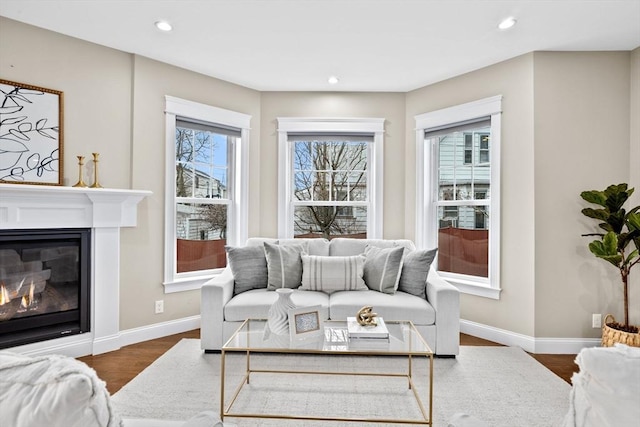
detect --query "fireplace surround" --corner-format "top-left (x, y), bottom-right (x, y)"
top-left (0, 184), bottom-right (150, 356)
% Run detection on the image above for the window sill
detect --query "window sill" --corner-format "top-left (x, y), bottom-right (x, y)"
top-left (440, 274), bottom-right (501, 300)
top-left (163, 271), bottom-right (223, 294)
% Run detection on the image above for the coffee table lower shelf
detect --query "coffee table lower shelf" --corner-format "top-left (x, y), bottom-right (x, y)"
top-left (220, 352), bottom-right (433, 425)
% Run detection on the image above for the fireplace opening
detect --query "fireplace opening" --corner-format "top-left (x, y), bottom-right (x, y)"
top-left (0, 228), bottom-right (91, 349)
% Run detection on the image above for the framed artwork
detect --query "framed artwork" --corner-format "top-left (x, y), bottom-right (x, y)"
top-left (288, 305), bottom-right (323, 342)
top-left (0, 79), bottom-right (64, 185)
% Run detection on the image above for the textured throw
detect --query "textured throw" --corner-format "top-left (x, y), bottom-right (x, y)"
top-left (112, 339), bottom-right (571, 427)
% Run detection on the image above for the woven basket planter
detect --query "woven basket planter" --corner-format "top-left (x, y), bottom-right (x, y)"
top-left (602, 314), bottom-right (640, 347)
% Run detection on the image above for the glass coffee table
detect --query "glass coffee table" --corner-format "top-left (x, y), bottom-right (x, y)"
top-left (220, 319), bottom-right (433, 425)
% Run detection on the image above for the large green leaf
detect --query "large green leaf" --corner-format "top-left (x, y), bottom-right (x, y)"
top-left (581, 190), bottom-right (607, 206)
top-left (607, 210), bottom-right (626, 233)
top-left (604, 184), bottom-right (630, 212)
top-left (625, 249), bottom-right (639, 266)
top-left (627, 211), bottom-right (640, 231)
top-left (581, 208), bottom-right (609, 221)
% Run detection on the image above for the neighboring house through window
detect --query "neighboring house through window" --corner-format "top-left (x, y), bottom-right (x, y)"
top-left (164, 96), bottom-right (251, 292)
top-left (415, 96), bottom-right (502, 299)
top-left (277, 118), bottom-right (385, 239)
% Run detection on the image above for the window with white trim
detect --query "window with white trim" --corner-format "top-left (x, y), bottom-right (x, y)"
top-left (415, 96), bottom-right (502, 299)
top-left (164, 96), bottom-right (250, 293)
top-left (277, 118), bottom-right (385, 239)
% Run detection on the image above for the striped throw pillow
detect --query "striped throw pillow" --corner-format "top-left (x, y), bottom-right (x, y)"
top-left (300, 254), bottom-right (367, 293)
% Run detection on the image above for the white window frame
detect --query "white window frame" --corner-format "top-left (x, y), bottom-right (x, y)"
top-left (164, 96), bottom-right (251, 293)
top-left (415, 96), bottom-right (502, 299)
top-left (277, 117), bottom-right (385, 239)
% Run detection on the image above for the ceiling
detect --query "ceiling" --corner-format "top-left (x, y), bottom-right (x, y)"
top-left (1, 0), bottom-right (639, 92)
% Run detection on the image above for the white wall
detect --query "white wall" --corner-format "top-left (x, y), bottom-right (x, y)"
top-left (533, 52), bottom-right (634, 337)
top-left (2, 16), bottom-right (638, 345)
top-left (259, 92), bottom-right (406, 239)
top-left (406, 54), bottom-right (537, 337)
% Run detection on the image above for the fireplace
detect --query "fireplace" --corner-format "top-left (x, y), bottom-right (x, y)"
top-left (0, 228), bottom-right (91, 349)
top-left (0, 183), bottom-right (150, 356)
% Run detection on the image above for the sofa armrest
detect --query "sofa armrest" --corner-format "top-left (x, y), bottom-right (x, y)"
top-left (200, 267), bottom-right (234, 351)
top-left (426, 267), bottom-right (460, 356)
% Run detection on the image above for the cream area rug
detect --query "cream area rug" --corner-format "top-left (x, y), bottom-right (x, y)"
top-left (111, 339), bottom-right (571, 426)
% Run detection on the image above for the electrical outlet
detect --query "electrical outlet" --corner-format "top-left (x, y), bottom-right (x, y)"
top-left (592, 313), bottom-right (601, 328)
top-left (155, 300), bottom-right (164, 314)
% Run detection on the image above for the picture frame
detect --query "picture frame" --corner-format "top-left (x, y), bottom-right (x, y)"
top-left (0, 79), bottom-right (64, 185)
top-left (288, 305), bottom-right (323, 342)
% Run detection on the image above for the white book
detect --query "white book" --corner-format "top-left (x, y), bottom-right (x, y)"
top-left (347, 316), bottom-right (389, 339)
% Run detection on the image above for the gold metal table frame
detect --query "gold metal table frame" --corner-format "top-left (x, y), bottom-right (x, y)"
top-left (220, 319), bottom-right (433, 425)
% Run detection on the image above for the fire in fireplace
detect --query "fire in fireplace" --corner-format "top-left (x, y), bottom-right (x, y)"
top-left (0, 228), bottom-right (91, 349)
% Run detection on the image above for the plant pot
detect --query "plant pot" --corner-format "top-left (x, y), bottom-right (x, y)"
top-left (602, 314), bottom-right (640, 347)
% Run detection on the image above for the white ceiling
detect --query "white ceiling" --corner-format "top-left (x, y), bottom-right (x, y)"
top-left (1, 0), bottom-right (639, 92)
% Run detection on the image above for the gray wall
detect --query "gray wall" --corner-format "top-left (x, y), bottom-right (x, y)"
top-left (1, 16), bottom-right (638, 343)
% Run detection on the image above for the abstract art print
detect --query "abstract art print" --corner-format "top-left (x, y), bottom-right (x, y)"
top-left (0, 79), bottom-right (63, 185)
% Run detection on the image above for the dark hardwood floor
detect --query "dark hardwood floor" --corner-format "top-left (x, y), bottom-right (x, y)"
top-left (78, 330), bottom-right (579, 395)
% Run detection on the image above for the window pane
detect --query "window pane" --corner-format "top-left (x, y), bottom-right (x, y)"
top-left (176, 203), bottom-right (227, 273)
top-left (176, 164), bottom-right (194, 197)
top-left (294, 206), bottom-right (367, 239)
top-left (176, 125), bottom-right (229, 200)
top-left (437, 205), bottom-right (489, 278)
top-left (436, 124), bottom-right (491, 202)
top-left (294, 171), bottom-right (313, 201)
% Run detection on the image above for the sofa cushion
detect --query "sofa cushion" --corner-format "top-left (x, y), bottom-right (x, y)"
top-left (225, 288), bottom-right (330, 322)
top-left (0, 351), bottom-right (121, 427)
top-left (278, 238), bottom-right (330, 256)
top-left (264, 242), bottom-right (305, 290)
top-left (363, 246), bottom-right (404, 294)
top-left (329, 290), bottom-right (436, 325)
top-left (329, 238), bottom-right (416, 256)
top-left (300, 254), bottom-right (367, 293)
top-left (225, 245), bottom-right (268, 295)
top-left (398, 248), bottom-right (438, 299)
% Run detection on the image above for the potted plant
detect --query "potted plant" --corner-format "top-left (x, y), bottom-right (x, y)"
top-left (581, 183), bottom-right (640, 346)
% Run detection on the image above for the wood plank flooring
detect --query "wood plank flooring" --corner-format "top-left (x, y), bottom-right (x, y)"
top-left (78, 330), bottom-right (579, 395)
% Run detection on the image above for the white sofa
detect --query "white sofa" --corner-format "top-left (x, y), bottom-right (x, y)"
top-left (201, 237), bottom-right (460, 356)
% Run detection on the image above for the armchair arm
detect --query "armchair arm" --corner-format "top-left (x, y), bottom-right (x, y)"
top-left (426, 267), bottom-right (460, 356)
top-left (200, 267), bottom-right (234, 351)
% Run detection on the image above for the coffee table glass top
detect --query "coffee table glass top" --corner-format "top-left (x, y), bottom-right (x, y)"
top-left (222, 319), bottom-right (432, 355)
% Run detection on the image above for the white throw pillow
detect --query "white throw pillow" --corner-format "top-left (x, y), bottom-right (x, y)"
top-left (300, 254), bottom-right (367, 293)
top-left (0, 351), bottom-right (121, 427)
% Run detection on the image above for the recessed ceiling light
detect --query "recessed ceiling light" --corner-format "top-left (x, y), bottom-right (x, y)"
top-left (328, 76), bottom-right (339, 85)
top-left (498, 17), bottom-right (517, 30)
top-left (155, 21), bottom-right (173, 32)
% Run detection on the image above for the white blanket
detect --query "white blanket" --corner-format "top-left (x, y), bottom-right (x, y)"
top-left (563, 344), bottom-right (640, 427)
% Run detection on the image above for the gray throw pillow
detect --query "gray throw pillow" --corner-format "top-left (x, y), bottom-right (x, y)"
top-left (225, 245), bottom-right (268, 295)
top-left (264, 241), bottom-right (305, 290)
top-left (363, 245), bottom-right (404, 294)
top-left (398, 248), bottom-right (438, 299)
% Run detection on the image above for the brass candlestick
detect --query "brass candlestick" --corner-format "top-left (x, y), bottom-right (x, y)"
top-left (90, 152), bottom-right (102, 188)
top-left (72, 156), bottom-right (87, 187)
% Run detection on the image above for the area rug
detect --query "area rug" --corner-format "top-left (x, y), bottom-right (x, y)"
top-left (111, 339), bottom-right (570, 426)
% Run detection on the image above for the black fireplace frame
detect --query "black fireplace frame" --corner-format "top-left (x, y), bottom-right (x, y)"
top-left (0, 228), bottom-right (91, 349)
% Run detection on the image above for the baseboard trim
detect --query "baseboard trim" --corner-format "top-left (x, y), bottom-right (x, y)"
top-left (461, 319), bottom-right (601, 354)
top-left (118, 315), bottom-right (201, 348)
top-left (7, 316), bottom-right (202, 358)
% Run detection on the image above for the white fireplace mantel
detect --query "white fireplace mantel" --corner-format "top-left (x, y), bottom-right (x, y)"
top-left (0, 183), bottom-right (152, 356)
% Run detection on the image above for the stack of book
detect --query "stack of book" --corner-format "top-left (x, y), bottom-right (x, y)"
top-left (347, 317), bottom-right (390, 346)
